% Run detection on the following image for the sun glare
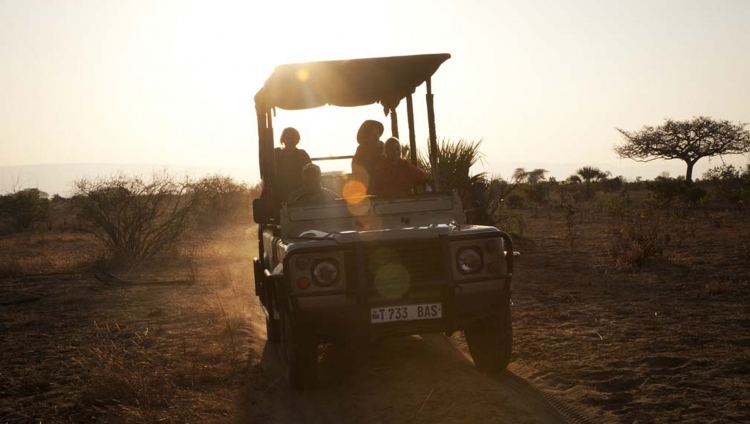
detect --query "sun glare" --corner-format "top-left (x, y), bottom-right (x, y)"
top-left (296, 68), bottom-right (310, 82)
top-left (342, 180), bottom-right (367, 204)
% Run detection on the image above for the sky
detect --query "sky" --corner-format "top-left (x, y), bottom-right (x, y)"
top-left (2, 0), bottom-right (750, 192)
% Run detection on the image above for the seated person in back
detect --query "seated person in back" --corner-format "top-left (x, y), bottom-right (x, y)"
top-left (274, 127), bottom-right (312, 204)
top-left (351, 120), bottom-right (385, 190)
top-left (369, 137), bottom-right (426, 196)
top-left (288, 163), bottom-right (341, 204)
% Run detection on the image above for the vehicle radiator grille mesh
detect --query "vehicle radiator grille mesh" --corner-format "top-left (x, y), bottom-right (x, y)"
top-left (364, 240), bottom-right (443, 287)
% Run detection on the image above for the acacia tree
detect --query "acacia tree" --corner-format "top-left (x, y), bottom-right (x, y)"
top-left (615, 117), bottom-right (750, 183)
top-left (515, 168), bottom-right (549, 185)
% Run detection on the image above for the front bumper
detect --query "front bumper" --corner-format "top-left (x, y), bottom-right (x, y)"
top-left (290, 279), bottom-right (511, 341)
top-left (276, 230), bottom-right (515, 341)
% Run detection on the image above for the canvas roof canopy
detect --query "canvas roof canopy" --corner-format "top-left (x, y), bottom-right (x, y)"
top-left (254, 53), bottom-right (451, 113)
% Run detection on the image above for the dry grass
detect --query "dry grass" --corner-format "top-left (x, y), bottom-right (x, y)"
top-left (2, 199), bottom-right (749, 424)
top-left (0, 226), bottom-right (254, 423)
top-left (0, 257), bottom-right (23, 278)
top-left (0, 231), bottom-right (103, 276)
top-left (511, 206), bottom-right (750, 423)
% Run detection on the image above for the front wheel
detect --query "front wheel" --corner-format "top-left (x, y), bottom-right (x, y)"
top-left (464, 306), bottom-right (513, 374)
top-left (281, 312), bottom-right (318, 390)
top-left (265, 309), bottom-right (281, 344)
top-left (263, 281), bottom-right (281, 344)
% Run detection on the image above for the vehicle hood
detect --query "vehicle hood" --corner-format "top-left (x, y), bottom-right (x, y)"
top-left (285, 224), bottom-right (498, 247)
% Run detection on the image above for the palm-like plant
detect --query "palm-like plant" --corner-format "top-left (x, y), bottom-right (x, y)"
top-left (417, 138), bottom-right (489, 223)
top-left (576, 166), bottom-right (606, 199)
top-left (419, 138), bottom-right (486, 199)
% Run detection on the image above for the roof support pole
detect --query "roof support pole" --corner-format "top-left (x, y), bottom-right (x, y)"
top-left (406, 94), bottom-right (417, 165)
top-left (426, 78), bottom-right (439, 191)
top-left (257, 112), bottom-right (266, 179)
top-left (264, 111), bottom-right (275, 183)
top-left (389, 108), bottom-right (399, 139)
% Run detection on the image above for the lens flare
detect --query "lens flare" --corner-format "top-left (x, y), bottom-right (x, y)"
top-left (296, 68), bottom-right (309, 82)
top-left (373, 263), bottom-right (410, 299)
top-left (343, 180), bottom-right (367, 205)
top-left (369, 248), bottom-right (409, 298)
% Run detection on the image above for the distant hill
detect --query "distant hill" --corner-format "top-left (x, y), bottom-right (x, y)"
top-left (0, 163), bottom-right (259, 197)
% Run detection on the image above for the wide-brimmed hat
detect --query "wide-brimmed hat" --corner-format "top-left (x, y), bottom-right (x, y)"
top-left (356, 120), bottom-right (384, 145)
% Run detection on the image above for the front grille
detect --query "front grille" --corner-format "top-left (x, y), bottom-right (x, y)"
top-left (363, 240), bottom-right (444, 288)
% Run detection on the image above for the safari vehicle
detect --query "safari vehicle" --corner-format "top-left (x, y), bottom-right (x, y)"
top-left (252, 54), bottom-right (515, 390)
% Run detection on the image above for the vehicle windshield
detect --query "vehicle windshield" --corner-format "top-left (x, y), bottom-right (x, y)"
top-left (280, 193), bottom-right (465, 240)
top-left (286, 198), bottom-right (369, 222)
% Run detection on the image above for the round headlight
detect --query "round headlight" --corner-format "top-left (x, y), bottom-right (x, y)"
top-left (312, 260), bottom-right (339, 286)
top-left (457, 248), bottom-right (483, 274)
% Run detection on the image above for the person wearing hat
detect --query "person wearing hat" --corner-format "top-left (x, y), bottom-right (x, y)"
top-left (370, 137), bottom-right (426, 196)
top-left (351, 120), bottom-right (385, 189)
top-left (288, 163), bottom-right (341, 204)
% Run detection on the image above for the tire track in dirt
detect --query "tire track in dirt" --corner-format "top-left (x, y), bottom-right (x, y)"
top-left (235, 293), bottom-right (589, 424)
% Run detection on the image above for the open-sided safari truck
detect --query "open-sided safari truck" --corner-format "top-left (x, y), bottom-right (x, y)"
top-left (252, 54), bottom-right (515, 390)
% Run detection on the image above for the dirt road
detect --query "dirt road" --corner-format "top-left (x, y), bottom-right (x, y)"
top-left (235, 289), bottom-right (589, 424)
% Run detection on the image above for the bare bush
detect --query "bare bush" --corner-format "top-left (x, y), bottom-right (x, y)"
top-left (72, 173), bottom-right (200, 265)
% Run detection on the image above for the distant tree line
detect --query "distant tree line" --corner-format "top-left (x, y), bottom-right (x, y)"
top-left (0, 174), bottom-right (260, 266)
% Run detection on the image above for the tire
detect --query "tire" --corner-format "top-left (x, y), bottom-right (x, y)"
top-left (281, 312), bottom-right (318, 390)
top-left (264, 283), bottom-right (281, 344)
top-left (266, 310), bottom-right (281, 344)
top-left (464, 306), bottom-right (513, 374)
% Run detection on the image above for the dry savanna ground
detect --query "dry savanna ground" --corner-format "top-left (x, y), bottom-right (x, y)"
top-left (0, 203), bottom-right (748, 423)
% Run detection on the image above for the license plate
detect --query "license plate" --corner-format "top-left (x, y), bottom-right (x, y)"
top-left (370, 303), bottom-right (442, 324)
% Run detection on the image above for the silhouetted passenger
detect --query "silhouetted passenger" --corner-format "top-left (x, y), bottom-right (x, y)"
top-left (370, 137), bottom-right (426, 196)
top-left (274, 127), bottom-right (312, 205)
top-left (351, 120), bottom-right (385, 189)
top-left (288, 163), bottom-right (340, 204)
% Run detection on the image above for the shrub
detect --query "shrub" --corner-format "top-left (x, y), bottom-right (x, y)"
top-left (702, 164), bottom-right (749, 210)
top-left (601, 192), bottom-right (631, 218)
top-left (0, 188), bottom-right (51, 231)
top-left (523, 182), bottom-right (553, 214)
top-left (646, 176), bottom-right (706, 209)
top-left (505, 194), bottom-right (524, 209)
top-left (192, 175), bottom-right (256, 226)
top-left (72, 173), bottom-right (200, 265)
top-left (602, 176), bottom-right (625, 193)
top-left (608, 210), bottom-right (670, 270)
